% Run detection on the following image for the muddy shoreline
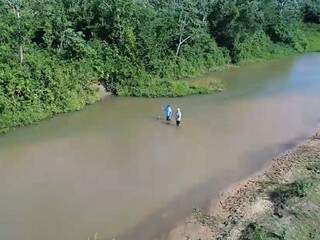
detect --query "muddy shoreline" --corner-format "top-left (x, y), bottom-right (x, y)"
top-left (164, 130), bottom-right (320, 240)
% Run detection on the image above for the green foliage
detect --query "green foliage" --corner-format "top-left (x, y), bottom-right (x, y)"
top-left (306, 160), bottom-right (320, 174)
top-left (0, 49), bottom-right (99, 133)
top-left (303, 0), bottom-right (320, 23)
top-left (233, 31), bottom-right (273, 62)
top-left (303, 24), bottom-right (320, 52)
top-left (0, 0), bottom-right (319, 132)
top-left (269, 180), bottom-right (314, 218)
top-left (116, 77), bottom-right (220, 98)
top-left (240, 223), bottom-right (286, 240)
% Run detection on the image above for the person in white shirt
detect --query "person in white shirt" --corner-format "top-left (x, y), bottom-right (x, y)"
top-left (175, 108), bottom-right (182, 127)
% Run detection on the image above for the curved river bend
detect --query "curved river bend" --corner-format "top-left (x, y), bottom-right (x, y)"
top-left (0, 54), bottom-right (320, 240)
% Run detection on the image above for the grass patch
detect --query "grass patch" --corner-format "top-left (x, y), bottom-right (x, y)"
top-left (306, 161), bottom-right (320, 174)
top-left (303, 24), bottom-right (320, 52)
top-left (240, 222), bottom-right (286, 240)
top-left (241, 177), bottom-right (320, 240)
top-left (269, 180), bottom-right (314, 218)
top-left (116, 77), bottom-right (224, 98)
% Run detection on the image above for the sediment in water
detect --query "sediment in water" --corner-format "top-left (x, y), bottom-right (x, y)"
top-left (165, 130), bottom-right (320, 240)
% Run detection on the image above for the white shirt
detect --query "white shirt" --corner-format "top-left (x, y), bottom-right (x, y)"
top-left (175, 111), bottom-right (182, 121)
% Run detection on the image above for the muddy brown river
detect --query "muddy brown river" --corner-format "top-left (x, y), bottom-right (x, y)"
top-left (0, 54), bottom-right (320, 240)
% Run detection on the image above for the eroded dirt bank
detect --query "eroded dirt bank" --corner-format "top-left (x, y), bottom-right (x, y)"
top-left (165, 130), bottom-right (320, 240)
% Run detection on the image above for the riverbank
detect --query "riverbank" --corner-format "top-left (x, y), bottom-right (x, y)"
top-left (117, 24), bottom-right (320, 98)
top-left (1, 21), bottom-right (320, 133)
top-left (166, 130), bottom-right (320, 240)
top-left (1, 53), bottom-right (320, 240)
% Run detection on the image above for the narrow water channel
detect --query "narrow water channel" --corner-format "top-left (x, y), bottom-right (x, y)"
top-left (0, 54), bottom-right (320, 240)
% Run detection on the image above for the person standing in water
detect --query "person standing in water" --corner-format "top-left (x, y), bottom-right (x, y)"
top-left (175, 108), bottom-right (182, 126)
top-left (164, 105), bottom-right (173, 122)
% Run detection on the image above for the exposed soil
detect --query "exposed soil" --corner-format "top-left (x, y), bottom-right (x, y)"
top-left (165, 130), bottom-right (320, 240)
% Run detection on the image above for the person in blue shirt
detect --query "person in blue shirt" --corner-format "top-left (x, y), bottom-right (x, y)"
top-left (164, 105), bottom-right (173, 121)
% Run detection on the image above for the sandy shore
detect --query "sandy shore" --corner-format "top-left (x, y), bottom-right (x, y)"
top-left (164, 130), bottom-right (320, 240)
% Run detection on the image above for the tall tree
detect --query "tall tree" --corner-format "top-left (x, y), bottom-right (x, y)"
top-left (6, 0), bottom-right (24, 64)
top-left (167, 0), bottom-right (205, 56)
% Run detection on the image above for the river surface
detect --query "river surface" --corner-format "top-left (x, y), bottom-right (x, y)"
top-left (0, 54), bottom-right (320, 240)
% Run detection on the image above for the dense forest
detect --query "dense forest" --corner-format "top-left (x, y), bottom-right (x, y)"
top-left (0, 0), bottom-right (320, 132)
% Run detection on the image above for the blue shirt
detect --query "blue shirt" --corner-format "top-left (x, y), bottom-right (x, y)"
top-left (165, 106), bottom-right (173, 118)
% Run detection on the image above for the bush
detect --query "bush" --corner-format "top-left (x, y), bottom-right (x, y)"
top-left (269, 180), bottom-right (314, 217)
top-left (303, 0), bottom-right (320, 23)
top-left (240, 223), bottom-right (286, 240)
top-left (233, 31), bottom-right (273, 63)
top-left (266, 23), bottom-right (307, 52)
top-left (116, 76), bottom-right (220, 98)
top-left (0, 48), bottom-right (99, 132)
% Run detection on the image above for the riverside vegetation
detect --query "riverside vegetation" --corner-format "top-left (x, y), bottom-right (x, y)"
top-left (0, 0), bottom-right (320, 133)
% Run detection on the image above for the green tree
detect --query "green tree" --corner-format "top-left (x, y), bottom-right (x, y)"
top-left (303, 0), bottom-right (320, 23)
top-left (5, 0), bottom-right (24, 64)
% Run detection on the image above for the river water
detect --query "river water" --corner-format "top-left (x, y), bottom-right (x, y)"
top-left (0, 54), bottom-right (320, 240)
